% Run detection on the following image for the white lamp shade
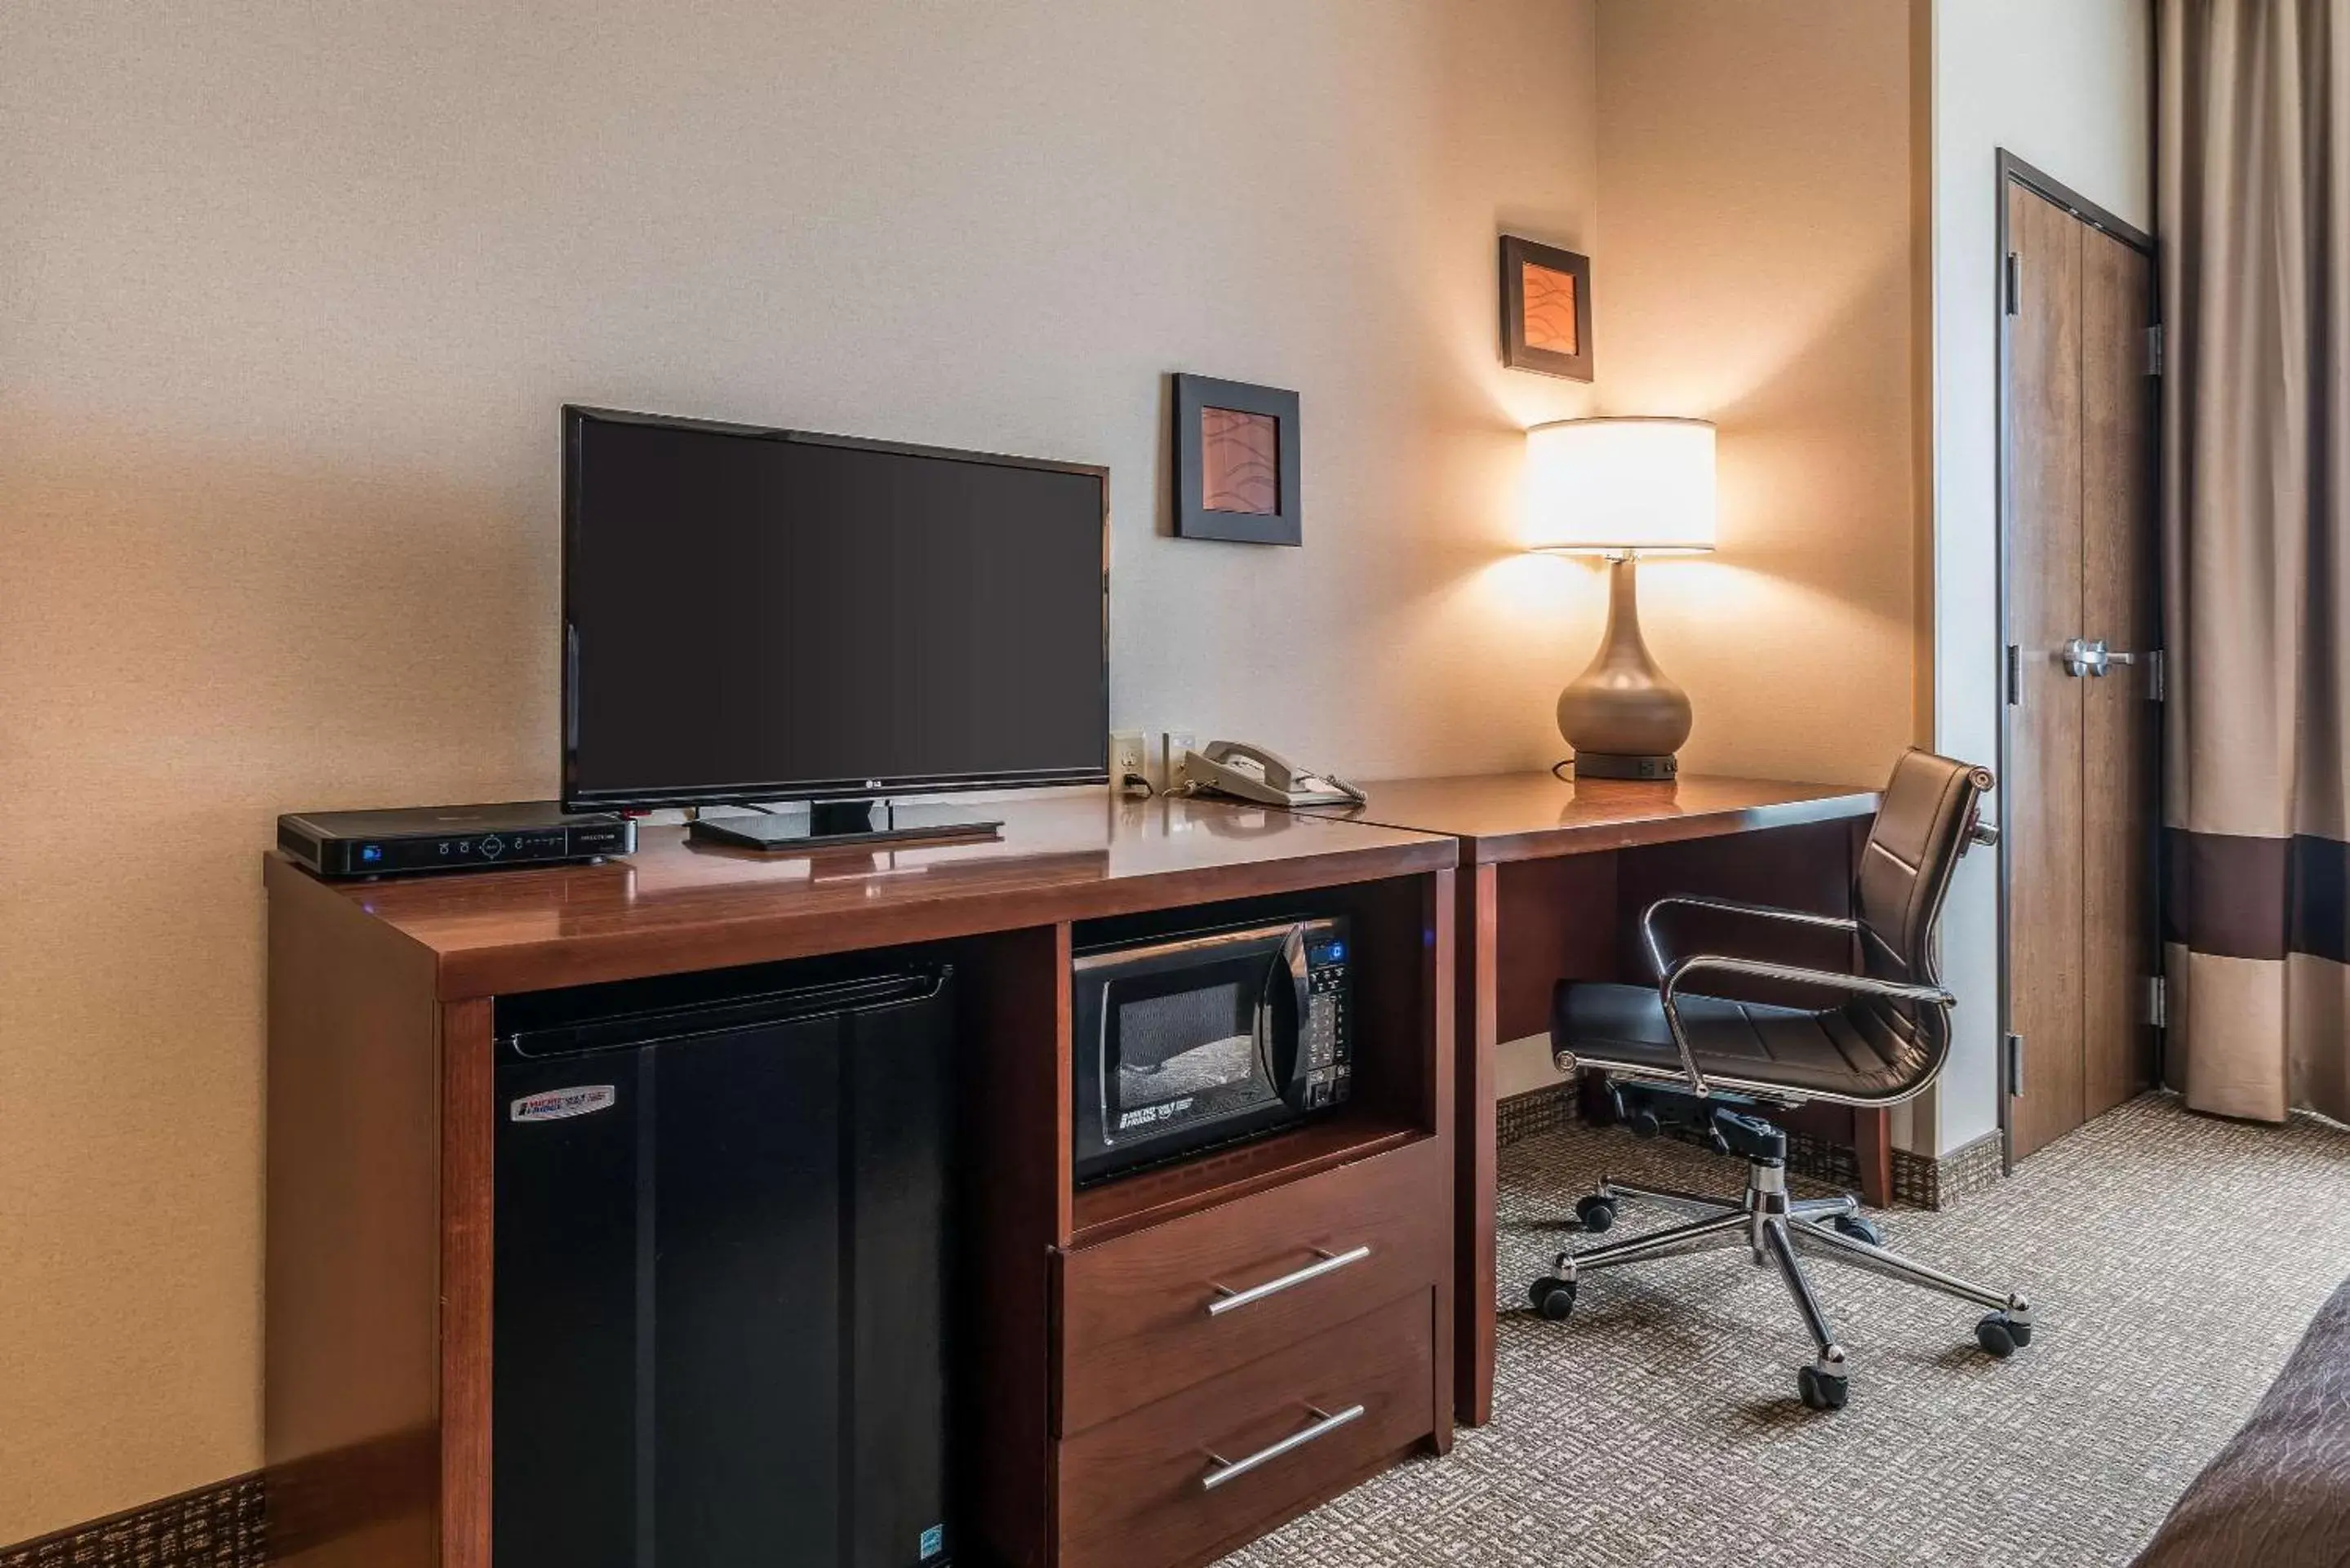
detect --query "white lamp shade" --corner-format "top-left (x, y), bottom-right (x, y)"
top-left (1525, 416), bottom-right (1717, 554)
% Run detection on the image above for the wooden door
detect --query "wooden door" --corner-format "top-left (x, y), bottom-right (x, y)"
top-left (2078, 227), bottom-right (2160, 1123)
top-left (2001, 174), bottom-right (2159, 1162)
top-left (2005, 185), bottom-right (2087, 1161)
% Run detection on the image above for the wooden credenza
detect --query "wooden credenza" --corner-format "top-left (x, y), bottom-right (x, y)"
top-left (263, 792), bottom-right (1458, 1568)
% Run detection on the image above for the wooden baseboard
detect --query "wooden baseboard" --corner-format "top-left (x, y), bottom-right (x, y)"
top-left (1, 1473), bottom-right (263, 1567)
top-left (1890, 1130), bottom-right (2004, 1209)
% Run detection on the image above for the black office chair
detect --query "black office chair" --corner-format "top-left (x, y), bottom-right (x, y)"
top-left (1527, 748), bottom-right (2023, 1411)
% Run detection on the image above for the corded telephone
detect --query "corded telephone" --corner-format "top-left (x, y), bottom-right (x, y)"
top-left (1171, 740), bottom-right (1366, 809)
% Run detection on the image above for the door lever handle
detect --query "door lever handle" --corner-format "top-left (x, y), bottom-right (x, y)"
top-left (2060, 637), bottom-right (2113, 677)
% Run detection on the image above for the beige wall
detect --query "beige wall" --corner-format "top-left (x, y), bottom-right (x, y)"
top-left (4, 0), bottom-right (1964, 1535)
top-left (1488, 0), bottom-right (1923, 1131)
top-left (0, 0), bottom-right (1605, 1539)
top-left (1593, 0), bottom-right (1921, 788)
top-left (1930, 0), bottom-right (2152, 1155)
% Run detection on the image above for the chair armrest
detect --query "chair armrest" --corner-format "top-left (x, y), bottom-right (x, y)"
top-left (1640, 895), bottom-right (1860, 980)
top-left (1653, 953), bottom-right (1955, 1096)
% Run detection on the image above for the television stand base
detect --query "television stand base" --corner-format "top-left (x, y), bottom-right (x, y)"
top-left (687, 799), bottom-right (1004, 854)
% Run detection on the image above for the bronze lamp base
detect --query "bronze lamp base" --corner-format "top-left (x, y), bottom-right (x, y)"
top-left (1557, 554), bottom-right (1691, 779)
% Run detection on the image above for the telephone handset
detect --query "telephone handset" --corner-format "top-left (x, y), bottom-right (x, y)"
top-left (1172, 740), bottom-right (1366, 809)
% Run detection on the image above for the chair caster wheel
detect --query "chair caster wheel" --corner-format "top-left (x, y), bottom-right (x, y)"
top-left (1575, 1194), bottom-right (1617, 1233)
top-left (1628, 1109), bottom-right (1661, 1139)
top-left (1832, 1214), bottom-right (1884, 1246)
top-left (1976, 1311), bottom-right (2031, 1357)
top-left (1797, 1363), bottom-right (1849, 1410)
top-left (1528, 1277), bottom-right (1578, 1321)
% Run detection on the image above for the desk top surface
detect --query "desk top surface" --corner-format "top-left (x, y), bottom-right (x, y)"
top-left (1299, 771), bottom-right (1878, 863)
top-left (267, 790), bottom-right (1456, 998)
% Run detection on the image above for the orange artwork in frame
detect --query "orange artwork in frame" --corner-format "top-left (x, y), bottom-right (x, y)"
top-left (1500, 235), bottom-right (1592, 380)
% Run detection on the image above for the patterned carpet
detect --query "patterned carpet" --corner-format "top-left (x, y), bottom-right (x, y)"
top-left (1223, 1093), bottom-right (2350, 1567)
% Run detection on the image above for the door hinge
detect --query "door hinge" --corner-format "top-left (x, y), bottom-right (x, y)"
top-left (2004, 252), bottom-right (2022, 316)
top-left (2147, 975), bottom-right (2169, 1028)
top-left (2147, 322), bottom-right (2166, 376)
top-left (2145, 647), bottom-right (2166, 700)
top-left (2005, 1032), bottom-right (2025, 1095)
top-left (2005, 643), bottom-right (2022, 705)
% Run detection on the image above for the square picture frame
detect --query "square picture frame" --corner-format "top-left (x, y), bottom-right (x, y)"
top-left (1172, 373), bottom-right (1303, 546)
top-left (1499, 234), bottom-right (1593, 381)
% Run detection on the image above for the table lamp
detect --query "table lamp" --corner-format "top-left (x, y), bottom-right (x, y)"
top-left (1526, 416), bottom-right (1717, 780)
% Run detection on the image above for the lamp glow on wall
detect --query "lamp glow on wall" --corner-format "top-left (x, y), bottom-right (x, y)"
top-left (1526, 417), bottom-right (1717, 780)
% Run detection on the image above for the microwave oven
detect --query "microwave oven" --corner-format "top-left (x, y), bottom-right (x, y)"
top-left (1071, 916), bottom-right (1352, 1184)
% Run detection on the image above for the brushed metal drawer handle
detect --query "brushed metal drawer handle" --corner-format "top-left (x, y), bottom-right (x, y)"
top-left (1206, 1246), bottom-right (1372, 1317)
top-left (1201, 1403), bottom-right (1366, 1491)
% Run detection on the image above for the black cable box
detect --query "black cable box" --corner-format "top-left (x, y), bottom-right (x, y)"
top-left (278, 802), bottom-right (635, 878)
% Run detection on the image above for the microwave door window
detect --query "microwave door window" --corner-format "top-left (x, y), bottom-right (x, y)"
top-left (1120, 985), bottom-right (1254, 1099)
top-left (1105, 966), bottom-right (1279, 1139)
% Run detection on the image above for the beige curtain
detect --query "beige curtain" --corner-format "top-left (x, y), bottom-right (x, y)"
top-left (2159, 0), bottom-right (2350, 1122)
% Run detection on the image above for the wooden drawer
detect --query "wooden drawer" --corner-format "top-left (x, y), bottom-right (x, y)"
top-left (1057, 1289), bottom-right (1436, 1568)
top-left (1057, 1135), bottom-right (1445, 1436)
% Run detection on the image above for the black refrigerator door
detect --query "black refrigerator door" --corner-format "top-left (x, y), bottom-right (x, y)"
top-left (493, 977), bottom-right (952, 1568)
top-left (493, 1046), bottom-right (645, 1568)
top-left (842, 997), bottom-right (954, 1568)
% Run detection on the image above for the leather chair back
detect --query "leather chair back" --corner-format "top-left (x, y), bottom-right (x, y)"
top-left (1815, 748), bottom-right (1993, 1101)
top-left (1855, 748), bottom-right (1994, 990)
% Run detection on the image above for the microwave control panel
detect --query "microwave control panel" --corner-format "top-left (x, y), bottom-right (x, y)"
top-left (1303, 936), bottom-right (1353, 1110)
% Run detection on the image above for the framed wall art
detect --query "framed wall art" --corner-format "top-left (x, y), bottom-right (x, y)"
top-left (1172, 373), bottom-right (1302, 545)
top-left (1500, 234), bottom-right (1593, 381)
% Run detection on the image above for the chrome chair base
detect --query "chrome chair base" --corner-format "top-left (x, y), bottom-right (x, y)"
top-left (1526, 1155), bottom-right (2033, 1410)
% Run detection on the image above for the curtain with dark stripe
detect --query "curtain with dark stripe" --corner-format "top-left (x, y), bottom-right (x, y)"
top-left (2158, 0), bottom-right (2350, 1122)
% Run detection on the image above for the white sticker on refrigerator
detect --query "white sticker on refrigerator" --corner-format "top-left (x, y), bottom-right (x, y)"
top-left (509, 1085), bottom-right (617, 1122)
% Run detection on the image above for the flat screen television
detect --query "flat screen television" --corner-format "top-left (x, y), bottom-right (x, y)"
top-left (562, 406), bottom-right (1108, 838)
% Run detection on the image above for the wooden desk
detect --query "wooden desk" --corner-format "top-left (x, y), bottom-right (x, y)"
top-left (306, 792), bottom-right (1452, 999)
top-left (1299, 773), bottom-right (1881, 1426)
top-left (264, 793), bottom-right (1459, 1568)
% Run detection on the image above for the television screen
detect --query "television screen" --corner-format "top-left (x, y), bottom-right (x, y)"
top-left (562, 407), bottom-right (1108, 810)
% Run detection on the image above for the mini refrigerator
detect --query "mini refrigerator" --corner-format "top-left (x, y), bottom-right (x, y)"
top-left (491, 963), bottom-right (956, 1568)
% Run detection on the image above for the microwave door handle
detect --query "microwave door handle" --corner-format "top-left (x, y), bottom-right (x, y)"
top-left (1269, 926), bottom-right (1308, 1076)
top-left (1095, 979), bottom-right (1116, 1146)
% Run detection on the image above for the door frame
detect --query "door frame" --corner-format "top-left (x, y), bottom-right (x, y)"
top-left (1992, 149), bottom-right (2160, 1174)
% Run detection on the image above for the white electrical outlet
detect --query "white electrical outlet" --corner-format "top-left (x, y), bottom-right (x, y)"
top-left (1109, 731), bottom-right (1150, 795)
